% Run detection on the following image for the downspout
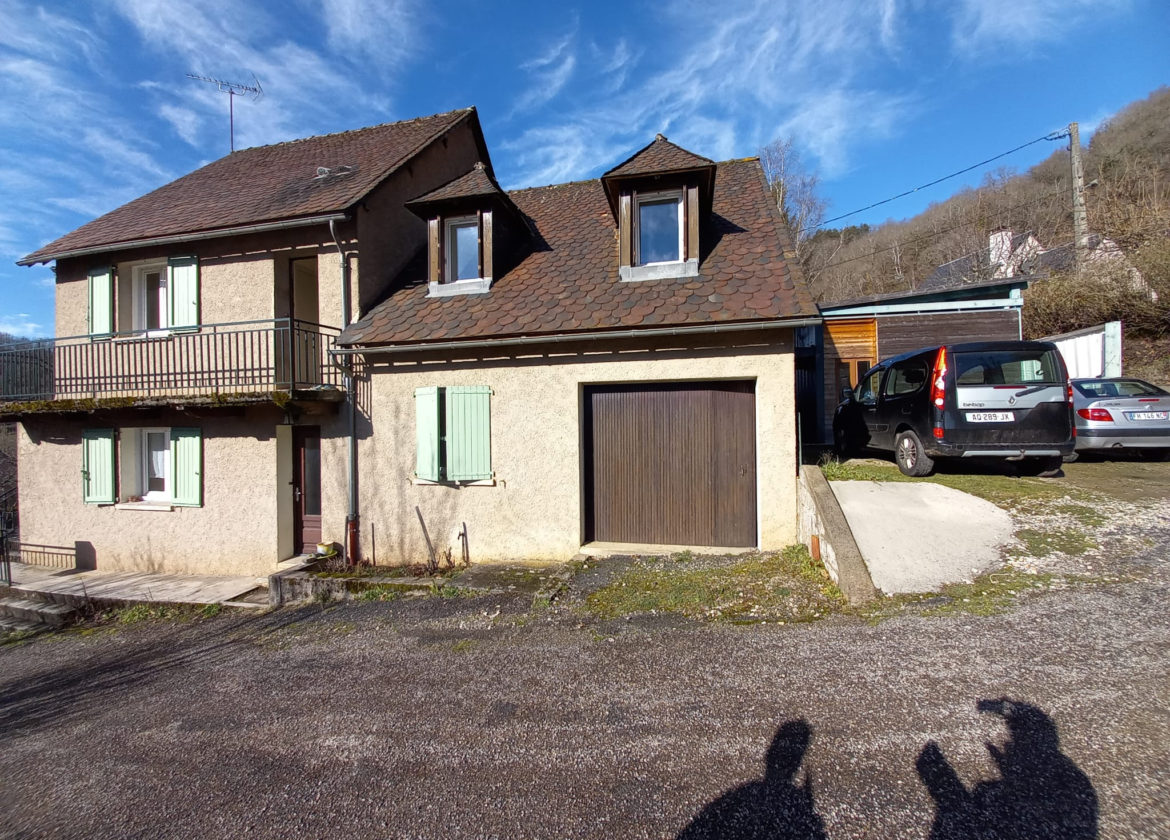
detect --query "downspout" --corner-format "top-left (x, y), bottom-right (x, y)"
top-left (330, 218), bottom-right (360, 565)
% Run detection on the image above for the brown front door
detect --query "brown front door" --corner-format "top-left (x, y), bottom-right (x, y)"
top-left (584, 382), bottom-right (757, 547)
top-left (292, 426), bottom-right (322, 554)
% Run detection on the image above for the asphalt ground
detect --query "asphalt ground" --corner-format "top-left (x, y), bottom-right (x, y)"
top-left (2, 528), bottom-right (1168, 840)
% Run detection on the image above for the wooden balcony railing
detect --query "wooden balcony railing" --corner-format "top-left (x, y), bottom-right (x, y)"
top-left (0, 318), bottom-right (343, 403)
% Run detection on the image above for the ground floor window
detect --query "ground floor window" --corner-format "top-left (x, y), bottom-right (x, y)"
top-left (414, 386), bottom-right (492, 482)
top-left (82, 426), bottom-right (203, 507)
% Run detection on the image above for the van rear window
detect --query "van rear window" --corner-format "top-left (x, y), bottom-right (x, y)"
top-left (954, 349), bottom-right (1063, 386)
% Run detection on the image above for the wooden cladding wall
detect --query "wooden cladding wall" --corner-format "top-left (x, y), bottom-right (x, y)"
top-left (820, 318), bottom-right (878, 441)
top-left (877, 310), bottom-right (1020, 358)
top-left (584, 382), bottom-right (757, 547)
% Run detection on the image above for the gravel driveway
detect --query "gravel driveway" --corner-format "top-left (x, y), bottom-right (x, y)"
top-left (2, 462), bottom-right (1168, 840)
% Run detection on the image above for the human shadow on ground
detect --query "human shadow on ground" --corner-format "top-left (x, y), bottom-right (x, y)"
top-left (917, 697), bottom-right (1098, 839)
top-left (676, 719), bottom-right (826, 840)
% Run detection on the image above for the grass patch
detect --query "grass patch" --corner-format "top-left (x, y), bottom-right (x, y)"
top-left (107, 603), bottom-right (210, 624)
top-left (819, 459), bottom-right (1097, 509)
top-left (1012, 527), bottom-right (1097, 558)
top-left (451, 639), bottom-right (477, 653)
top-left (856, 566), bottom-right (1057, 622)
top-left (355, 585), bottom-right (403, 603)
top-left (582, 545), bottom-right (845, 624)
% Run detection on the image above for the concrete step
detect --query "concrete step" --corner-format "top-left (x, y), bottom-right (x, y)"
top-left (0, 595), bottom-right (79, 628)
top-left (0, 615), bottom-right (45, 635)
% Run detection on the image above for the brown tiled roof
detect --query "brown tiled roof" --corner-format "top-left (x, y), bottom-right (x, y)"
top-left (340, 157), bottom-right (816, 347)
top-left (603, 134), bottom-right (716, 178)
top-left (406, 162), bottom-right (503, 206)
top-left (20, 108), bottom-right (477, 264)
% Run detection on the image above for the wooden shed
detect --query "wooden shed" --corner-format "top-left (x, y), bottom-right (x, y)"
top-left (800, 277), bottom-right (1030, 445)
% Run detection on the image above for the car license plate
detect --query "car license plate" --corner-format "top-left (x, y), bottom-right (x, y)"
top-left (1127, 411), bottom-right (1168, 421)
top-left (966, 411), bottom-right (1014, 422)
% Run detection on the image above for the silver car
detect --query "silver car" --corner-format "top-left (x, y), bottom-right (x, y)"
top-left (1070, 377), bottom-right (1170, 460)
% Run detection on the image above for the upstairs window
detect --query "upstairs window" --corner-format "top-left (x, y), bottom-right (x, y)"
top-left (635, 191), bottom-right (684, 266)
top-left (134, 264), bottom-right (169, 333)
top-left (445, 216), bottom-right (481, 282)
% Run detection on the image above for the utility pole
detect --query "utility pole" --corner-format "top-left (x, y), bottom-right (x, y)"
top-left (1069, 121), bottom-right (1089, 272)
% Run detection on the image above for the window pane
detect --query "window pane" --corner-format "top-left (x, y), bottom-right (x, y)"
top-left (638, 198), bottom-right (681, 264)
top-left (450, 222), bottom-right (479, 281)
top-left (146, 271), bottom-right (163, 330)
top-left (302, 435), bottom-right (321, 516)
top-left (146, 431), bottom-right (168, 493)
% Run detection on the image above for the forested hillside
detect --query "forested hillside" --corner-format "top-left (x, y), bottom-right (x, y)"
top-left (772, 87), bottom-right (1170, 379)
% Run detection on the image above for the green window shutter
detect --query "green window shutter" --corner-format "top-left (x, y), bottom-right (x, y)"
top-left (170, 427), bottom-right (203, 507)
top-left (82, 429), bottom-right (115, 504)
top-left (415, 387), bottom-right (440, 481)
top-left (88, 267), bottom-right (114, 336)
top-left (167, 256), bottom-right (200, 329)
top-left (446, 385), bottom-right (492, 481)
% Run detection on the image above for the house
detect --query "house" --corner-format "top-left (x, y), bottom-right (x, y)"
top-left (802, 274), bottom-right (1029, 445)
top-left (5, 113), bottom-right (816, 576)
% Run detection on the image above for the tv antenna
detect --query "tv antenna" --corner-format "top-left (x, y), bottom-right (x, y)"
top-left (186, 73), bottom-right (263, 153)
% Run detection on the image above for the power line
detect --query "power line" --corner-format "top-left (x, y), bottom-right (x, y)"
top-left (801, 130), bottom-right (1071, 234)
top-left (812, 187), bottom-right (1070, 275)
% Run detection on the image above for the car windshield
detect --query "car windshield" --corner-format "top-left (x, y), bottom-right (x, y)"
top-left (1074, 379), bottom-right (1168, 398)
top-left (954, 349), bottom-right (1063, 386)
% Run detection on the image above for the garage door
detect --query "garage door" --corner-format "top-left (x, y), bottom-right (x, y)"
top-left (584, 381), bottom-right (757, 547)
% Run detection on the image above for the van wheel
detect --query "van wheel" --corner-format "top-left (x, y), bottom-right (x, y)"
top-left (895, 430), bottom-right (934, 477)
top-left (1036, 456), bottom-right (1064, 478)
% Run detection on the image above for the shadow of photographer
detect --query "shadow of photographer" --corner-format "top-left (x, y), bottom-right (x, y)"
top-left (917, 697), bottom-right (1098, 839)
top-left (676, 718), bottom-right (827, 840)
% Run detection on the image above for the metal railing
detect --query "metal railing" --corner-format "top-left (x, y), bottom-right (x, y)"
top-left (0, 318), bottom-right (343, 402)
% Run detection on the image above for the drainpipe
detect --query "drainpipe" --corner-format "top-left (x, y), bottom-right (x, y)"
top-left (329, 218), bottom-right (360, 565)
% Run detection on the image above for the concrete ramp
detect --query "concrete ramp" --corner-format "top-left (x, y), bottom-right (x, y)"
top-left (828, 481), bottom-right (1014, 594)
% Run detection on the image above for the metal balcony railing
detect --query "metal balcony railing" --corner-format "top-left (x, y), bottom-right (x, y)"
top-left (0, 318), bottom-right (343, 402)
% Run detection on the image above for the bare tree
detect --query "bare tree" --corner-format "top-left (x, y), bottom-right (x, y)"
top-left (760, 137), bottom-right (828, 264)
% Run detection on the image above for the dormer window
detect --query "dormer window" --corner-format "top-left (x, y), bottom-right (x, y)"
top-left (445, 216), bottom-right (482, 283)
top-left (601, 134), bottom-right (715, 283)
top-left (635, 190), bottom-right (684, 266)
top-left (406, 162), bottom-right (526, 299)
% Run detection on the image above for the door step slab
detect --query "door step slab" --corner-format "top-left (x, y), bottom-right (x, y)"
top-left (0, 595), bottom-right (80, 628)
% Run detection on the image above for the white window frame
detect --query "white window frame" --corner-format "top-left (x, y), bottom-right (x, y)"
top-left (634, 189), bottom-right (684, 267)
top-left (444, 215), bottom-right (481, 284)
top-left (139, 427), bottom-right (171, 503)
top-left (132, 262), bottom-right (169, 336)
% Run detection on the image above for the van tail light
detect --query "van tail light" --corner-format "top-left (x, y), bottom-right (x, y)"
top-left (933, 427), bottom-right (944, 439)
top-left (931, 347), bottom-right (947, 409)
top-left (1077, 408), bottom-right (1114, 422)
top-left (1067, 381), bottom-right (1074, 402)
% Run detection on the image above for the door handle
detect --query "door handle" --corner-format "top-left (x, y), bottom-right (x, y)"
top-left (294, 487), bottom-right (302, 502)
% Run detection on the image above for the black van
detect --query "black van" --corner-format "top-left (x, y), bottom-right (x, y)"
top-left (833, 341), bottom-right (1075, 476)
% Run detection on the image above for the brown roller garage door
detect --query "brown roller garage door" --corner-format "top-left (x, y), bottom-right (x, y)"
top-left (584, 381), bottom-right (757, 547)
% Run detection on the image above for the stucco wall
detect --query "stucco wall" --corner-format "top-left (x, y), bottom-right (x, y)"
top-left (17, 409), bottom-right (288, 577)
top-left (354, 330), bottom-right (797, 566)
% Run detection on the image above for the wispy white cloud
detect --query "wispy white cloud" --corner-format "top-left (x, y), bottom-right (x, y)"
top-left (316, 0), bottom-right (420, 69)
top-left (159, 103), bottom-right (202, 146)
top-left (498, 0), bottom-right (911, 185)
top-left (511, 31), bottom-right (578, 115)
top-left (0, 312), bottom-right (49, 339)
top-left (950, 0), bottom-right (1131, 53)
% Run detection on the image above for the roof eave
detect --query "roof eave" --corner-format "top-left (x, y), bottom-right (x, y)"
top-left (17, 212), bottom-right (350, 266)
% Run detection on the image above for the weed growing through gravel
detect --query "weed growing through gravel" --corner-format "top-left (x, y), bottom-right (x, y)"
top-left (582, 546), bottom-right (845, 624)
top-left (1012, 528), bottom-right (1097, 558)
top-left (107, 603), bottom-right (211, 624)
top-left (856, 566), bottom-right (1057, 623)
top-left (355, 585), bottom-right (403, 603)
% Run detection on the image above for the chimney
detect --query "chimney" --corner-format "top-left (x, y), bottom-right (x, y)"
top-left (989, 228), bottom-right (1014, 278)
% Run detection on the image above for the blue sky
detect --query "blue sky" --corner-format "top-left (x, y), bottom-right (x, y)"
top-left (1, 0), bottom-right (1167, 337)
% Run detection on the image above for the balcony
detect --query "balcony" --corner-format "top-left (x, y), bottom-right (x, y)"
top-left (0, 318), bottom-right (344, 411)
